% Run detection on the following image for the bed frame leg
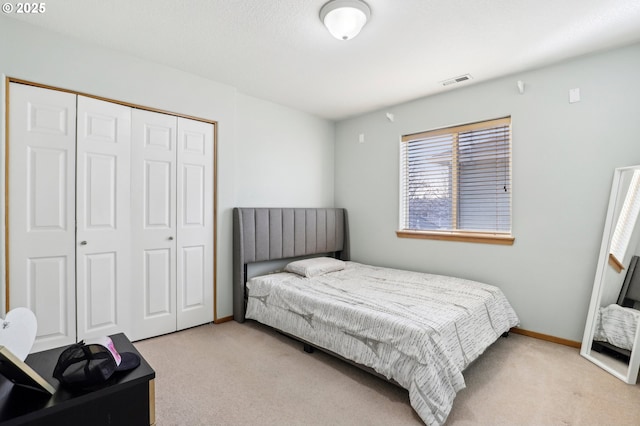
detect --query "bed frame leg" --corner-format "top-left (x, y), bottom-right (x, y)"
top-left (303, 343), bottom-right (315, 353)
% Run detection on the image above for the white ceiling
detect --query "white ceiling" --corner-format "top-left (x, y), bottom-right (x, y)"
top-left (8, 0), bottom-right (640, 120)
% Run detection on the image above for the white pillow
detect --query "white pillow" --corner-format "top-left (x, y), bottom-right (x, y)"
top-left (284, 257), bottom-right (345, 278)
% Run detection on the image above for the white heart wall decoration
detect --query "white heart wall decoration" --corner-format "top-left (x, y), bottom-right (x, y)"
top-left (0, 307), bottom-right (38, 361)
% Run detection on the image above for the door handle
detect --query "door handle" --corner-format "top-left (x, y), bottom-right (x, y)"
top-left (80, 241), bottom-right (87, 245)
top-left (168, 236), bottom-right (174, 241)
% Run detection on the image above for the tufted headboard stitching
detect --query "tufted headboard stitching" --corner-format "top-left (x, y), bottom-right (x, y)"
top-left (233, 208), bottom-right (350, 322)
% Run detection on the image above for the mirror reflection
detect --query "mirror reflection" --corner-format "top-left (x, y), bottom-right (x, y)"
top-left (582, 165), bottom-right (640, 384)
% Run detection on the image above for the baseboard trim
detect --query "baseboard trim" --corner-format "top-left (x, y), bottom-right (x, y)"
top-left (214, 315), bottom-right (233, 324)
top-left (510, 327), bottom-right (581, 348)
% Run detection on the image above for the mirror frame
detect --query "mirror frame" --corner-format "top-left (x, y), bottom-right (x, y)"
top-left (581, 165), bottom-right (640, 384)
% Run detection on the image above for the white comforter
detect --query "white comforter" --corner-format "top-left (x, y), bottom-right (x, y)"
top-left (594, 304), bottom-right (639, 351)
top-left (246, 262), bottom-right (519, 425)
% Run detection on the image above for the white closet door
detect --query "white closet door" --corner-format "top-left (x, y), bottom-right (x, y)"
top-left (8, 83), bottom-right (77, 352)
top-left (76, 96), bottom-right (132, 340)
top-left (176, 118), bottom-right (214, 329)
top-left (130, 109), bottom-right (177, 341)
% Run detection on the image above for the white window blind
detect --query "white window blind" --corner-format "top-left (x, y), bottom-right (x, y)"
top-left (400, 117), bottom-right (512, 235)
top-left (610, 169), bottom-right (640, 271)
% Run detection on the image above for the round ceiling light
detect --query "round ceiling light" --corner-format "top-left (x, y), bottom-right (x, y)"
top-left (320, 0), bottom-right (371, 41)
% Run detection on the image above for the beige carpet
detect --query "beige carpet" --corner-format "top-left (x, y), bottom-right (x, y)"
top-left (134, 321), bottom-right (640, 425)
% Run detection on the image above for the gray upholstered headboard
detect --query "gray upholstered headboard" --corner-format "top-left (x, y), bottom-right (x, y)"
top-left (233, 208), bottom-right (350, 322)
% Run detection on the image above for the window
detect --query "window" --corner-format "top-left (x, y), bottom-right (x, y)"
top-left (398, 117), bottom-right (514, 245)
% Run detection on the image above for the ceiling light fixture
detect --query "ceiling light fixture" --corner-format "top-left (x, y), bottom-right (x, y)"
top-left (320, 0), bottom-right (371, 41)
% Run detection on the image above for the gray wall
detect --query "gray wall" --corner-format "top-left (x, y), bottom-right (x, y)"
top-left (0, 16), bottom-right (335, 320)
top-left (334, 42), bottom-right (640, 341)
top-left (234, 93), bottom-right (335, 208)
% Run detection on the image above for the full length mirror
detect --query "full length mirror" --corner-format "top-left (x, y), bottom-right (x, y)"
top-left (582, 165), bottom-right (640, 384)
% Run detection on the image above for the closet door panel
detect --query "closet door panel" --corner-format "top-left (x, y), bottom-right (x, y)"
top-left (27, 257), bottom-right (70, 340)
top-left (8, 83), bottom-right (77, 352)
top-left (176, 118), bottom-right (214, 329)
top-left (182, 164), bottom-right (205, 225)
top-left (131, 109), bottom-right (177, 341)
top-left (145, 160), bottom-right (172, 227)
top-left (145, 249), bottom-right (172, 315)
top-left (83, 252), bottom-right (117, 329)
top-left (28, 147), bottom-right (69, 229)
top-left (85, 154), bottom-right (116, 227)
top-left (181, 246), bottom-right (204, 306)
top-left (76, 96), bottom-right (131, 340)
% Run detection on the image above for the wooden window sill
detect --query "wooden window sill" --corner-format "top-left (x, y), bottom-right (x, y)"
top-left (608, 253), bottom-right (624, 273)
top-left (396, 230), bottom-right (515, 245)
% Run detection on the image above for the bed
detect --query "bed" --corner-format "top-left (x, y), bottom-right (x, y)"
top-left (233, 208), bottom-right (519, 425)
top-left (593, 255), bottom-right (640, 357)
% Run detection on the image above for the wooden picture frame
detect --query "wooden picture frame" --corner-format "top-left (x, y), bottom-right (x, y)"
top-left (0, 346), bottom-right (55, 394)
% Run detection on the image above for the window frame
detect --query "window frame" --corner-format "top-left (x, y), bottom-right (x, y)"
top-left (397, 116), bottom-right (514, 245)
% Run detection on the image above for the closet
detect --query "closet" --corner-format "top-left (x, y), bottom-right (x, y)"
top-left (7, 82), bottom-right (214, 352)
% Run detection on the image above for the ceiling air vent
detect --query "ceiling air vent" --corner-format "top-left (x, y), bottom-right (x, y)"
top-left (440, 74), bottom-right (473, 86)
